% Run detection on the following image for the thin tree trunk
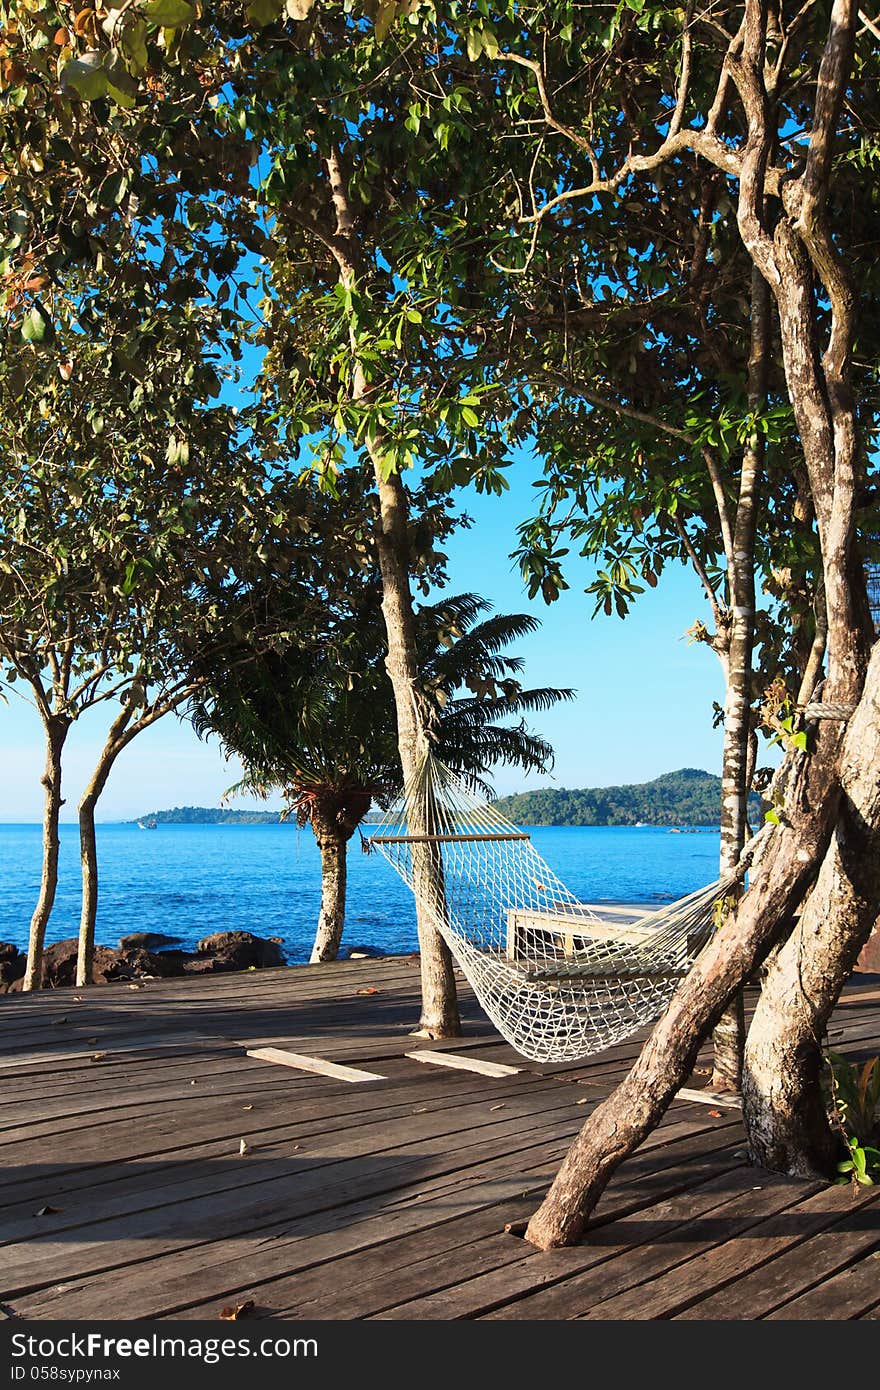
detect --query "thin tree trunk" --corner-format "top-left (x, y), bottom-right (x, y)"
top-left (372, 467), bottom-right (461, 1035)
top-left (75, 734), bottom-right (130, 987)
top-left (309, 816), bottom-right (348, 963)
top-left (23, 718), bottom-right (68, 992)
top-left (711, 267), bottom-right (770, 1091)
top-left (323, 149), bottom-right (460, 1036)
top-left (77, 795), bottom-right (99, 987)
top-left (525, 723), bottom-right (844, 1248)
top-left (743, 626), bottom-right (880, 1174)
top-left (75, 692), bottom-right (186, 987)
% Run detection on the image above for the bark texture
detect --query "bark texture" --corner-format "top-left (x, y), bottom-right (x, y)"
top-left (305, 788), bottom-right (371, 963)
top-left (23, 717), bottom-right (69, 992)
top-left (711, 267), bottom-right (770, 1091)
top-left (743, 639), bottom-right (880, 1174)
top-left (309, 812), bottom-right (349, 964)
top-left (525, 727), bottom-right (843, 1248)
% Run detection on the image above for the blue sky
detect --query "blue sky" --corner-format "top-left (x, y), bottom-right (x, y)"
top-left (0, 450), bottom-right (727, 823)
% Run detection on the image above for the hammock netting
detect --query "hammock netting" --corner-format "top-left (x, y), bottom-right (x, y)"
top-left (368, 756), bottom-right (734, 1063)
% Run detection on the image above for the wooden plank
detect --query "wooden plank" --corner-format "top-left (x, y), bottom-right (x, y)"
top-left (244, 1047), bottom-right (385, 1083)
top-left (405, 1050), bottom-right (521, 1078)
top-left (676, 1087), bottom-right (742, 1109)
top-left (767, 1249), bottom-right (880, 1319)
top-left (674, 1188), bottom-right (880, 1319)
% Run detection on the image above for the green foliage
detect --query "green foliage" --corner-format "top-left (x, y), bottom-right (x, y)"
top-left (824, 1054), bottom-right (880, 1188)
top-left (131, 806), bottom-right (284, 825)
top-left (194, 576), bottom-right (574, 830)
top-left (496, 768), bottom-right (764, 828)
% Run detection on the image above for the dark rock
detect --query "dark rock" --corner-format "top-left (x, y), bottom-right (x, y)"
top-left (0, 941), bottom-right (25, 992)
top-left (23, 930), bottom-right (286, 989)
top-left (118, 932), bottom-right (180, 952)
top-left (345, 944), bottom-right (386, 959)
top-left (41, 939), bottom-right (126, 989)
top-left (117, 947), bottom-right (187, 979)
top-left (195, 931), bottom-right (285, 970)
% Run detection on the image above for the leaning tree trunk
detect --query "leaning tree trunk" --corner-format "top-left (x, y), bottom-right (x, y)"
top-left (309, 812), bottom-right (349, 963)
top-left (23, 717), bottom-right (68, 992)
top-left (711, 267), bottom-right (770, 1091)
top-left (743, 625), bottom-right (880, 1174)
top-left (323, 148), bottom-right (460, 1036)
top-left (525, 719), bottom-right (845, 1248)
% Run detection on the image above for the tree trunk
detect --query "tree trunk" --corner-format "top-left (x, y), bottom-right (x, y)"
top-left (711, 267), bottom-right (770, 1091)
top-left (525, 724), bottom-right (844, 1248)
top-left (309, 813), bottom-right (348, 963)
top-left (75, 743), bottom-right (126, 988)
top-left (371, 466), bottom-right (461, 1036)
top-left (323, 148), bottom-right (460, 1036)
top-left (23, 717), bottom-right (68, 992)
top-left (76, 794), bottom-right (99, 988)
top-left (743, 638), bottom-right (880, 1175)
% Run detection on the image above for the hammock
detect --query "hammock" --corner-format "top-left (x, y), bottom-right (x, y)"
top-left (367, 756), bottom-right (736, 1063)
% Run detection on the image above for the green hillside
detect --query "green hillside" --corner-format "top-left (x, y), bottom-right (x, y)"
top-left (495, 769), bottom-right (762, 827)
top-left (130, 806), bottom-right (285, 825)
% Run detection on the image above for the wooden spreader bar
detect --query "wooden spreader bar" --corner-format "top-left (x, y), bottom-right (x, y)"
top-left (368, 831), bottom-right (531, 844)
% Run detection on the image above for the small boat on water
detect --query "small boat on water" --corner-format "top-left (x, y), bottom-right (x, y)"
top-left (137, 819), bottom-right (158, 831)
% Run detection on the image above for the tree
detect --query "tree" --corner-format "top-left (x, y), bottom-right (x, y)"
top-left (229, 12), bottom-right (522, 1033)
top-left (0, 295), bottom-right (314, 988)
top-left (197, 581), bottom-right (573, 963)
top-left (447, 0), bottom-right (880, 1244)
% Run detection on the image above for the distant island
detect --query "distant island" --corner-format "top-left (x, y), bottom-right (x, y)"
top-left (494, 768), bottom-right (763, 827)
top-left (136, 769), bottom-right (760, 828)
top-left (129, 806), bottom-right (286, 825)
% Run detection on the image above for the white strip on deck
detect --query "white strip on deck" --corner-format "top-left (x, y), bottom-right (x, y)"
top-left (405, 1049), bottom-right (522, 1078)
top-left (244, 1046), bottom-right (385, 1083)
top-left (676, 1086), bottom-right (742, 1109)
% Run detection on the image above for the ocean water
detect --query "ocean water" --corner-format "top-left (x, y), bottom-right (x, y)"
top-left (0, 822), bottom-right (721, 963)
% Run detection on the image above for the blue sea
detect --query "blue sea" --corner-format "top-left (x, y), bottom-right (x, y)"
top-left (0, 822), bottom-right (721, 962)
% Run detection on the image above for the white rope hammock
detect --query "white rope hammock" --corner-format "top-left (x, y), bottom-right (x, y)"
top-left (367, 756), bottom-right (737, 1063)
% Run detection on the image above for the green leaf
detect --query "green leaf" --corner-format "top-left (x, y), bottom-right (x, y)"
top-left (247, 0), bottom-right (285, 25)
top-left (764, 807), bottom-right (781, 826)
top-left (60, 53), bottom-right (109, 101)
top-left (143, 0), bottom-right (196, 26)
top-left (21, 305), bottom-right (53, 345)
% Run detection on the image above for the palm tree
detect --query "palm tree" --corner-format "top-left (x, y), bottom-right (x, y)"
top-left (195, 591), bottom-right (573, 962)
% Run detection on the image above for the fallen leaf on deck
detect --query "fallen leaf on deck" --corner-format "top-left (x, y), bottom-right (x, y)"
top-left (708, 1109), bottom-right (723, 1118)
top-left (239, 1139), bottom-right (250, 1157)
top-left (489, 1104), bottom-right (505, 1111)
top-left (576, 1097), bottom-right (589, 1105)
top-left (35, 1205), bottom-right (61, 1216)
top-left (52, 1017), bottom-right (69, 1026)
top-left (219, 1299), bottom-right (254, 1321)
top-left (355, 988), bottom-right (380, 995)
top-left (128, 984), bottom-right (143, 991)
top-left (243, 1104), bottom-right (254, 1111)
top-left (91, 1052), bottom-right (107, 1063)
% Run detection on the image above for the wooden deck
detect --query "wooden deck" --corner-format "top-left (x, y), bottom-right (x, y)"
top-left (1, 956), bottom-right (879, 1321)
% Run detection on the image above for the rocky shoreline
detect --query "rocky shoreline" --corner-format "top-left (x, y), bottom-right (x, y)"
top-left (0, 930), bottom-right (287, 992)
